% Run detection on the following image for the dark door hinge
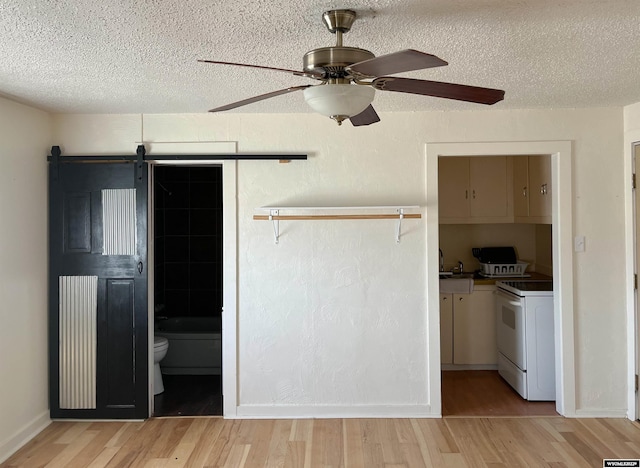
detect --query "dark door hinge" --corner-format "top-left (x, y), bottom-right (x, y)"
top-left (634, 173), bottom-right (637, 190)
top-left (636, 374), bottom-right (638, 392)
top-left (635, 274), bottom-right (638, 290)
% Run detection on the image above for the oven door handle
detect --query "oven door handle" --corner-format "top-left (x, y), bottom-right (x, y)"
top-left (494, 290), bottom-right (523, 307)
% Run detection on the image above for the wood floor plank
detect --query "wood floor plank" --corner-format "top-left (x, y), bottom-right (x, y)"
top-left (65, 422), bottom-right (130, 468)
top-left (264, 420), bottom-right (292, 467)
top-left (3, 416), bottom-right (640, 468)
top-left (202, 419), bottom-right (243, 467)
top-left (183, 418), bottom-right (225, 467)
top-left (343, 420), bottom-right (365, 468)
top-left (2, 423), bottom-right (69, 467)
top-left (309, 419), bottom-right (343, 468)
top-left (222, 444), bottom-right (250, 468)
top-left (242, 419), bottom-right (275, 466)
top-left (578, 418), bottom-right (640, 458)
top-left (85, 447), bottom-right (120, 468)
top-left (283, 441), bottom-right (306, 468)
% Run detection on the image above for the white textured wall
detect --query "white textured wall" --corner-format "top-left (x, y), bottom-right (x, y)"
top-left (54, 107), bottom-right (626, 416)
top-left (0, 97), bottom-right (51, 462)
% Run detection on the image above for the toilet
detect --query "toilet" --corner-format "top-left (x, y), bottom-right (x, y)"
top-left (153, 336), bottom-right (169, 395)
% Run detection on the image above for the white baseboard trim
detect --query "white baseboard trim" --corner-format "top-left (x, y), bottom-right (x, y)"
top-left (233, 404), bottom-right (438, 419)
top-left (0, 411), bottom-right (51, 464)
top-left (573, 408), bottom-right (629, 418)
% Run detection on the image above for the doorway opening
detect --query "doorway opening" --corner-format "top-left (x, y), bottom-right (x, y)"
top-left (426, 140), bottom-right (576, 417)
top-left (438, 155), bottom-right (557, 416)
top-left (152, 164), bottom-right (223, 417)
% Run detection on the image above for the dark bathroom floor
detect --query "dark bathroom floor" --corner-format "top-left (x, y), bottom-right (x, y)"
top-left (153, 374), bottom-right (223, 417)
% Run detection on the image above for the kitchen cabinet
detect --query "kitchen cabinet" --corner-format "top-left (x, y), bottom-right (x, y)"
top-left (440, 285), bottom-right (497, 366)
top-left (440, 293), bottom-right (453, 364)
top-left (529, 155), bottom-right (552, 219)
top-left (453, 286), bottom-right (498, 365)
top-left (438, 156), bottom-right (510, 223)
top-left (512, 155), bottom-right (552, 223)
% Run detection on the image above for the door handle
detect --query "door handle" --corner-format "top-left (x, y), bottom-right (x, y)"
top-left (137, 262), bottom-right (143, 274)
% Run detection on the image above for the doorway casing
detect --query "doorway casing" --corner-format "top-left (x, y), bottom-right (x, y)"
top-left (147, 143), bottom-right (238, 418)
top-left (425, 140), bottom-right (575, 417)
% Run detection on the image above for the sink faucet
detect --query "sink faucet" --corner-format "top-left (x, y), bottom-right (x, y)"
top-left (439, 249), bottom-right (444, 272)
top-left (458, 260), bottom-right (464, 273)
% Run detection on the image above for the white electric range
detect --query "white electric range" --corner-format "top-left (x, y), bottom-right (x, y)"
top-left (495, 280), bottom-right (555, 401)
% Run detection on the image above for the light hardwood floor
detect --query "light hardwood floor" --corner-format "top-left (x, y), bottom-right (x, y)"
top-left (3, 415), bottom-right (640, 467)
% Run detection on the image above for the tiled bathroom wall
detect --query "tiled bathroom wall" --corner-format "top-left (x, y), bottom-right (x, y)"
top-left (154, 166), bottom-right (223, 318)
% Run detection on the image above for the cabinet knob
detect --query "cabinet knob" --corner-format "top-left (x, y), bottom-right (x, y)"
top-left (458, 296), bottom-right (464, 301)
top-left (523, 186), bottom-right (527, 197)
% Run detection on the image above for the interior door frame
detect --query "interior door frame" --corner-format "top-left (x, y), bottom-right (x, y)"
top-left (145, 142), bottom-right (238, 418)
top-left (426, 140), bottom-right (574, 417)
top-left (631, 141), bottom-right (640, 420)
top-left (624, 132), bottom-right (640, 421)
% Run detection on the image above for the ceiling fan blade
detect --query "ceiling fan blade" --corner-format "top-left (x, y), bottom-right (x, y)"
top-left (349, 105), bottom-right (380, 126)
top-left (208, 85), bottom-right (312, 112)
top-left (198, 59), bottom-right (325, 79)
top-left (372, 77), bottom-right (505, 105)
top-left (347, 49), bottom-right (448, 78)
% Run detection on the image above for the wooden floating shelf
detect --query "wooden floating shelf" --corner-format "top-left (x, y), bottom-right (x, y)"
top-left (253, 214), bottom-right (421, 221)
top-left (253, 206), bottom-right (422, 243)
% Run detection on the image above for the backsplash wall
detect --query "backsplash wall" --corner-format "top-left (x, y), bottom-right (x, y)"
top-left (439, 223), bottom-right (552, 274)
top-left (154, 166), bottom-right (223, 318)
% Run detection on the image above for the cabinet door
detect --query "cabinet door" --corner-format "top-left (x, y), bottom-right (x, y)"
top-left (469, 156), bottom-right (508, 217)
top-left (453, 289), bottom-right (498, 365)
top-left (513, 156), bottom-right (529, 217)
top-left (440, 293), bottom-right (453, 364)
top-left (438, 157), bottom-right (470, 218)
top-left (529, 155), bottom-right (552, 218)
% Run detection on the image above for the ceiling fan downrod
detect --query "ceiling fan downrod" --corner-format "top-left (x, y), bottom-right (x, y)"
top-left (322, 9), bottom-right (356, 47)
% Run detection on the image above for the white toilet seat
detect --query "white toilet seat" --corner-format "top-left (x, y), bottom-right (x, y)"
top-left (153, 336), bottom-right (169, 395)
top-left (154, 336), bottom-right (168, 351)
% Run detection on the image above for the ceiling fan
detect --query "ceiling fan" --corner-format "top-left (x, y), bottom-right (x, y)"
top-left (199, 9), bottom-right (505, 126)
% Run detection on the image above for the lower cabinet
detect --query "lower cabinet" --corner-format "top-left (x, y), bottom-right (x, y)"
top-left (440, 293), bottom-right (454, 364)
top-left (440, 285), bottom-right (498, 366)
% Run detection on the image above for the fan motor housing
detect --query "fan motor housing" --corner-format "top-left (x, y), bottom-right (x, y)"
top-left (303, 47), bottom-right (374, 77)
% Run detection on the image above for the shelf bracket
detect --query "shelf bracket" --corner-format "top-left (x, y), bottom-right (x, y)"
top-left (396, 208), bottom-right (404, 243)
top-left (269, 209), bottom-right (280, 244)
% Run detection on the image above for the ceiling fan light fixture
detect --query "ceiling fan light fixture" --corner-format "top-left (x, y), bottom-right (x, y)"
top-left (303, 84), bottom-right (375, 124)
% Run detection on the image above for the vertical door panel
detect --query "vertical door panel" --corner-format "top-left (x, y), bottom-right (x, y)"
top-left (440, 293), bottom-right (453, 365)
top-left (513, 156), bottom-right (529, 217)
top-left (438, 157), bottom-right (470, 218)
top-left (59, 275), bottom-right (97, 409)
top-left (102, 278), bottom-right (136, 409)
top-left (529, 155), bottom-right (552, 217)
top-left (470, 156), bottom-right (508, 217)
top-left (64, 192), bottom-right (92, 253)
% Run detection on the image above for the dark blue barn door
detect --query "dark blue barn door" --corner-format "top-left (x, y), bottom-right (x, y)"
top-left (49, 161), bottom-right (148, 419)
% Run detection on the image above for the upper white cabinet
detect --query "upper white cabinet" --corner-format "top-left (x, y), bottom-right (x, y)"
top-left (438, 156), bottom-right (510, 223)
top-left (512, 155), bottom-right (552, 224)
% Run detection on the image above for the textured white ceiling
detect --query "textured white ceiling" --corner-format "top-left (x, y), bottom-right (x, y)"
top-left (1, 0), bottom-right (640, 114)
